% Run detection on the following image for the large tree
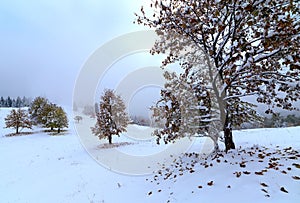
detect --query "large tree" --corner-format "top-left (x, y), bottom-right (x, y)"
top-left (5, 108), bottom-right (32, 134)
top-left (136, 0), bottom-right (300, 151)
top-left (91, 89), bottom-right (129, 144)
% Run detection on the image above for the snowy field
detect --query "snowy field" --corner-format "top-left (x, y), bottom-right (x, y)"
top-left (0, 107), bottom-right (299, 203)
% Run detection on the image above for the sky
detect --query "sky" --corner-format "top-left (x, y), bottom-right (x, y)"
top-left (0, 0), bottom-right (154, 106)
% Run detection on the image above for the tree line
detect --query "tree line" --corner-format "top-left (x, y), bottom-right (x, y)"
top-left (0, 96), bottom-right (31, 108)
top-left (4, 96), bottom-right (68, 135)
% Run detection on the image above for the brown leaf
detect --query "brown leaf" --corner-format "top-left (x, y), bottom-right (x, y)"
top-left (261, 188), bottom-right (268, 193)
top-left (234, 172), bottom-right (242, 178)
top-left (281, 170), bottom-right (287, 174)
top-left (207, 181), bottom-right (214, 186)
top-left (198, 185), bottom-right (203, 189)
top-left (148, 191), bottom-right (152, 196)
top-left (292, 163), bottom-right (300, 169)
top-left (255, 171), bottom-right (264, 175)
top-left (292, 176), bottom-right (300, 180)
top-left (239, 162), bottom-right (246, 168)
top-left (260, 182), bottom-right (268, 187)
top-left (243, 171), bottom-right (251, 175)
top-left (280, 187), bottom-right (288, 193)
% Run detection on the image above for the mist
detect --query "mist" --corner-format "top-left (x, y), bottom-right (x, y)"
top-left (0, 0), bottom-right (145, 105)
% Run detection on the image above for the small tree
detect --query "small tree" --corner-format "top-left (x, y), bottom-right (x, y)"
top-left (45, 106), bottom-right (68, 133)
top-left (91, 89), bottom-right (129, 144)
top-left (5, 108), bottom-right (32, 134)
top-left (74, 115), bottom-right (83, 123)
top-left (28, 96), bottom-right (49, 125)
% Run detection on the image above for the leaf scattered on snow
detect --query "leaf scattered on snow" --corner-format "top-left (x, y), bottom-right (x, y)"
top-left (148, 191), bottom-right (152, 196)
top-left (234, 171), bottom-right (241, 178)
top-left (255, 171), bottom-right (264, 175)
top-left (243, 171), bottom-right (251, 175)
top-left (260, 182), bottom-right (268, 187)
top-left (280, 187), bottom-right (288, 193)
top-left (292, 176), bottom-right (300, 180)
top-left (261, 188), bottom-right (268, 194)
top-left (207, 181), bottom-right (214, 186)
top-left (292, 163), bottom-right (300, 169)
top-left (281, 170), bottom-right (287, 174)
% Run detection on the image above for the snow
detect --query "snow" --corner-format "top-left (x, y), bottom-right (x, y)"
top-left (0, 107), bottom-right (299, 202)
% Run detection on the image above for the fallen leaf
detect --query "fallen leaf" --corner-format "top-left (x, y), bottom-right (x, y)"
top-left (207, 181), bottom-right (214, 186)
top-left (281, 170), bottom-right (287, 174)
top-left (148, 191), bottom-right (152, 196)
top-left (189, 169), bottom-right (195, 173)
top-left (260, 183), bottom-right (268, 187)
top-left (261, 188), bottom-right (268, 193)
top-left (280, 187), bottom-right (288, 193)
top-left (292, 176), bottom-right (300, 180)
top-left (255, 171), bottom-right (264, 175)
top-left (234, 171), bottom-right (241, 178)
top-left (284, 147), bottom-right (292, 151)
top-left (292, 163), bottom-right (300, 169)
top-left (198, 185), bottom-right (203, 189)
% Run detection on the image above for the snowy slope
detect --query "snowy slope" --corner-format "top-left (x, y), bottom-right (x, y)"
top-left (0, 108), bottom-right (299, 203)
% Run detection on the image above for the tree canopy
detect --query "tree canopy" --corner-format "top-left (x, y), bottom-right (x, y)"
top-left (136, 0), bottom-right (300, 151)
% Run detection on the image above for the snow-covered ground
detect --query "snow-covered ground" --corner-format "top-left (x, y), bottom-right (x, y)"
top-left (0, 107), bottom-right (299, 203)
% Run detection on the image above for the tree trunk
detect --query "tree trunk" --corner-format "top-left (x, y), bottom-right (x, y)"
top-left (58, 128), bottom-right (60, 133)
top-left (108, 135), bottom-right (112, 144)
top-left (51, 127), bottom-right (54, 131)
top-left (224, 114), bottom-right (235, 152)
top-left (16, 126), bottom-right (19, 134)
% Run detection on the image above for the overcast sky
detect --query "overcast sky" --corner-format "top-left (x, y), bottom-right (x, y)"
top-left (0, 0), bottom-right (152, 106)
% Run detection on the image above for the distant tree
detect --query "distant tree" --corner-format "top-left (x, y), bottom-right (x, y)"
top-left (82, 105), bottom-right (95, 117)
top-left (0, 96), bottom-right (4, 107)
top-left (28, 97), bottom-right (49, 125)
top-left (5, 108), bottom-right (32, 134)
top-left (91, 89), bottom-right (129, 144)
top-left (6, 96), bottom-right (12, 107)
top-left (45, 106), bottom-right (68, 133)
top-left (285, 114), bottom-right (300, 126)
top-left (74, 115), bottom-right (83, 123)
top-left (15, 96), bottom-right (22, 107)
